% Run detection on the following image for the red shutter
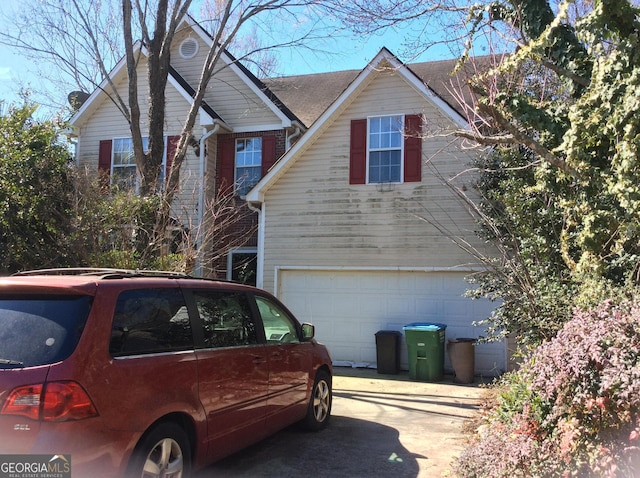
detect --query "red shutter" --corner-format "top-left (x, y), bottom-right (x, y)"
top-left (261, 136), bottom-right (277, 176)
top-left (166, 135), bottom-right (180, 182)
top-left (349, 119), bottom-right (367, 184)
top-left (98, 140), bottom-right (112, 189)
top-left (404, 114), bottom-right (422, 183)
top-left (218, 137), bottom-right (236, 195)
top-left (98, 140), bottom-right (112, 175)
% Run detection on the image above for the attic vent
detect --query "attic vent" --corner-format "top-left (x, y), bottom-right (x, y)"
top-left (179, 38), bottom-right (198, 59)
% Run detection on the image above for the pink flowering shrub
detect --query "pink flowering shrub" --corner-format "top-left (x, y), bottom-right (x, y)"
top-left (455, 300), bottom-right (640, 477)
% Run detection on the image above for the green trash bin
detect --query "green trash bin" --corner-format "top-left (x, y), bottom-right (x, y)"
top-left (403, 322), bottom-right (447, 382)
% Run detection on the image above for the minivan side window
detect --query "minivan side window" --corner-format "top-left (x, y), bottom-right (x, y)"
top-left (110, 288), bottom-right (192, 356)
top-left (255, 296), bottom-right (300, 344)
top-left (193, 290), bottom-right (257, 348)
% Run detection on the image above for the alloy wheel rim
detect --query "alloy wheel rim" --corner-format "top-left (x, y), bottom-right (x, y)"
top-left (142, 437), bottom-right (184, 478)
top-left (313, 380), bottom-right (330, 422)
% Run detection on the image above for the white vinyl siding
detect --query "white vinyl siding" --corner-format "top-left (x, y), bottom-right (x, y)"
top-left (74, 57), bottom-right (200, 224)
top-left (259, 70), bottom-right (488, 293)
top-left (170, 28), bottom-right (283, 131)
top-left (256, 67), bottom-right (504, 373)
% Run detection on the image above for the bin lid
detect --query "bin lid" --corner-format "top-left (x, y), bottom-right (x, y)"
top-left (403, 322), bottom-right (447, 331)
top-left (375, 330), bottom-right (402, 336)
top-left (449, 337), bottom-right (476, 343)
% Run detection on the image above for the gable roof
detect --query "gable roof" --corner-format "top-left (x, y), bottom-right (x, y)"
top-left (262, 55), bottom-right (479, 128)
top-left (245, 48), bottom-right (472, 204)
top-left (70, 16), bottom-right (304, 131)
top-left (262, 69), bottom-right (360, 128)
top-left (182, 15), bottom-right (303, 128)
top-left (168, 66), bottom-right (223, 123)
top-left (69, 41), bottom-right (224, 128)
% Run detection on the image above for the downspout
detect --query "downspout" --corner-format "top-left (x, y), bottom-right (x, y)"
top-left (195, 123), bottom-right (220, 277)
top-left (247, 201), bottom-right (265, 289)
top-left (286, 125), bottom-right (301, 150)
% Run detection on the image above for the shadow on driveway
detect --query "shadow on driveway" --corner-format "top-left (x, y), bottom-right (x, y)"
top-left (333, 388), bottom-right (480, 418)
top-left (198, 368), bottom-right (485, 477)
top-left (200, 415), bottom-right (420, 477)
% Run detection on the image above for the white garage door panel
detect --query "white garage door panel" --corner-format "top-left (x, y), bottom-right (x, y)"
top-left (279, 270), bottom-right (505, 376)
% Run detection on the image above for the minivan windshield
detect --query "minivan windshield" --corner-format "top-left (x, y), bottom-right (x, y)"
top-left (0, 295), bottom-right (92, 369)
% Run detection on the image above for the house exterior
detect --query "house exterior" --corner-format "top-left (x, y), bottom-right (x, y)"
top-left (69, 16), bottom-right (304, 280)
top-left (70, 17), bottom-right (507, 376)
top-left (247, 50), bottom-right (505, 376)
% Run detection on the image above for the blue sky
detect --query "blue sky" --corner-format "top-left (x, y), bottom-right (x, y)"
top-left (0, 5), bottom-right (458, 115)
top-left (0, 48), bottom-right (30, 107)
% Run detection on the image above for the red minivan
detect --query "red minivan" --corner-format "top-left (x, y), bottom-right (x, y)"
top-left (0, 269), bottom-right (332, 477)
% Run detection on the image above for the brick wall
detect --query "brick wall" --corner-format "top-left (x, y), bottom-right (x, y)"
top-left (206, 129), bottom-right (287, 279)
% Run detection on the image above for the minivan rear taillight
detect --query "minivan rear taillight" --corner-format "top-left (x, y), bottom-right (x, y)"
top-left (1, 381), bottom-right (98, 421)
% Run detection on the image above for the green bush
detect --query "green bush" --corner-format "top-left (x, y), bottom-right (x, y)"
top-left (70, 174), bottom-right (193, 273)
top-left (456, 299), bottom-right (640, 477)
top-left (0, 104), bottom-right (74, 272)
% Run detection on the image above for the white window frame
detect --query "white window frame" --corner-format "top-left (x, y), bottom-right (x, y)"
top-left (367, 115), bottom-right (404, 184)
top-left (111, 136), bottom-right (168, 192)
top-left (234, 137), bottom-right (262, 196)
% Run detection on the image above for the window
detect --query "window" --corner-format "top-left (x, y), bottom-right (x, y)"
top-left (99, 136), bottom-right (178, 192)
top-left (255, 296), bottom-right (299, 344)
top-left (349, 115), bottom-right (422, 185)
top-left (109, 289), bottom-right (192, 356)
top-left (235, 138), bottom-right (262, 196)
top-left (228, 249), bottom-right (257, 286)
top-left (368, 116), bottom-right (403, 183)
top-left (193, 290), bottom-right (257, 348)
top-left (217, 135), bottom-right (276, 197)
top-left (112, 138), bottom-right (147, 190)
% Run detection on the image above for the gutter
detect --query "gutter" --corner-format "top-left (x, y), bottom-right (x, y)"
top-left (286, 125), bottom-right (302, 150)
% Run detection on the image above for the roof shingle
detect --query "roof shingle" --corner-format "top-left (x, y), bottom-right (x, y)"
top-left (262, 57), bottom-right (479, 128)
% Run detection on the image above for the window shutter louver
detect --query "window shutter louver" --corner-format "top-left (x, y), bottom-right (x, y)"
top-left (349, 119), bottom-right (367, 184)
top-left (404, 114), bottom-right (422, 183)
top-left (98, 140), bottom-right (112, 189)
top-left (261, 136), bottom-right (277, 176)
top-left (98, 140), bottom-right (112, 174)
top-left (218, 137), bottom-right (236, 195)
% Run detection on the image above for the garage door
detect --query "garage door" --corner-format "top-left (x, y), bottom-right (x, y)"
top-left (279, 269), bottom-right (505, 376)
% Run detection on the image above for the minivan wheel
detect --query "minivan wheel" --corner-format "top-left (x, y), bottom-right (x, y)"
top-left (304, 370), bottom-right (332, 431)
top-left (128, 422), bottom-right (191, 478)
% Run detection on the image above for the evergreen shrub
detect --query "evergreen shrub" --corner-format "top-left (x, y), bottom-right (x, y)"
top-left (456, 300), bottom-right (640, 477)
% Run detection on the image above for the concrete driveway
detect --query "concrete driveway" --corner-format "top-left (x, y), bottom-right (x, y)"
top-left (203, 367), bottom-right (485, 478)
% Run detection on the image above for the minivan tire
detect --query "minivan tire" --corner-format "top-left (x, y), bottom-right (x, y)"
top-left (304, 369), bottom-right (332, 431)
top-left (127, 422), bottom-right (191, 478)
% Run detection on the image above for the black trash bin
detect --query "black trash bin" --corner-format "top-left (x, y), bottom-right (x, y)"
top-left (375, 330), bottom-right (402, 374)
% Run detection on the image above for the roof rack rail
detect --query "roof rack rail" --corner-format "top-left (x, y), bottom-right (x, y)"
top-left (13, 268), bottom-right (193, 279)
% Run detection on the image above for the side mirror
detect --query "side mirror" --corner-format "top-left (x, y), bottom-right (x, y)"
top-left (301, 323), bottom-right (315, 341)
